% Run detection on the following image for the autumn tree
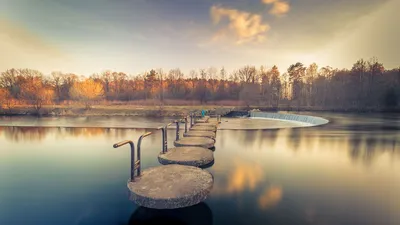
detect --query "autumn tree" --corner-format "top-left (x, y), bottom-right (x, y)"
top-left (20, 71), bottom-right (54, 115)
top-left (269, 66), bottom-right (281, 107)
top-left (0, 88), bottom-right (16, 113)
top-left (288, 62), bottom-right (306, 108)
top-left (70, 79), bottom-right (104, 109)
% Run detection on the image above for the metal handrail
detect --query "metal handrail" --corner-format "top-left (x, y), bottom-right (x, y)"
top-left (113, 140), bottom-right (137, 182)
top-left (136, 131), bottom-right (152, 176)
top-left (184, 116), bottom-right (188, 133)
top-left (157, 126), bottom-right (168, 154)
top-left (174, 120), bottom-right (181, 141)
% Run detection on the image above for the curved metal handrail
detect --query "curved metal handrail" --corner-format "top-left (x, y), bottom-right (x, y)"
top-left (136, 132), bottom-right (152, 176)
top-left (113, 140), bottom-right (136, 182)
top-left (174, 120), bottom-right (181, 141)
top-left (183, 116), bottom-right (188, 133)
top-left (157, 126), bottom-right (167, 154)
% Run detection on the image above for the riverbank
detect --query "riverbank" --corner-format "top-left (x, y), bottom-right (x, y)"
top-left (0, 104), bottom-right (399, 117)
top-left (0, 105), bottom-right (227, 117)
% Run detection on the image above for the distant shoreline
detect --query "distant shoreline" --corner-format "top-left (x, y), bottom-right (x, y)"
top-left (1, 104), bottom-right (399, 117)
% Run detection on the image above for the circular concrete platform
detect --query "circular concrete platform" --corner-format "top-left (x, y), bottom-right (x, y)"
top-left (195, 119), bottom-right (209, 123)
top-left (183, 131), bottom-right (216, 140)
top-left (190, 126), bottom-right (217, 132)
top-left (128, 164), bottom-right (213, 209)
top-left (193, 123), bottom-right (218, 127)
top-left (158, 147), bottom-right (214, 167)
top-left (174, 137), bottom-right (215, 148)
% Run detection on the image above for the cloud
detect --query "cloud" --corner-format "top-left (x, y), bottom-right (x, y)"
top-left (262, 0), bottom-right (279, 3)
top-left (262, 0), bottom-right (290, 16)
top-left (269, 1), bottom-right (290, 16)
top-left (0, 18), bottom-right (72, 74)
top-left (210, 5), bottom-right (270, 44)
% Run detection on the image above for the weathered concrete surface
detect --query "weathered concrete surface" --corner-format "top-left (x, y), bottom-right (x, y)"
top-left (193, 122), bottom-right (218, 127)
top-left (195, 118), bottom-right (209, 123)
top-left (183, 131), bottom-right (216, 140)
top-left (174, 137), bottom-right (215, 148)
top-left (190, 126), bottom-right (217, 132)
top-left (158, 147), bottom-right (214, 167)
top-left (128, 164), bottom-right (213, 209)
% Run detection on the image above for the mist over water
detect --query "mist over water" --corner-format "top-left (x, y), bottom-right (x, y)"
top-left (1, 113), bottom-right (399, 225)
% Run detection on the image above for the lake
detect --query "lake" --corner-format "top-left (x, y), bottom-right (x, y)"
top-left (1, 113), bottom-right (399, 225)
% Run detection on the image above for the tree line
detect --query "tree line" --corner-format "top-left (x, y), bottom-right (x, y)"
top-left (0, 57), bottom-right (399, 114)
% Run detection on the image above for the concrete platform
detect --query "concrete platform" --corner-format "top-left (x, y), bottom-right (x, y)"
top-left (195, 118), bottom-right (209, 123)
top-left (193, 123), bottom-right (218, 127)
top-left (128, 164), bottom-right (213, 209)
top-left (174, 137), bottom-right (215, 148)
top-left (158, 147), bottom-right (214, 167)
top-left (183, 131), bottom-right (216, 140)
top-left (190, 126), bottom-right (217, 132)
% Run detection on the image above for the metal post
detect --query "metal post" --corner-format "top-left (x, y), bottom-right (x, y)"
top-left (113, 140), bottom-right (136, 182)
top-left (157, 126), bottom-right (167, 154)
top-left (184, 116), bottom-right (188, 133)
top-left (165, 122), bottom-right (172, 152)
top-left (190, 113), bottom-right (193, 128)
top-left (137, 132), bottom-right (152, 176)
top-left (175, 120), bottom-right (180, 141)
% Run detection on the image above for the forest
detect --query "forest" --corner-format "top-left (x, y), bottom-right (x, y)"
top-left (0, 57), bottom-right (399, 114)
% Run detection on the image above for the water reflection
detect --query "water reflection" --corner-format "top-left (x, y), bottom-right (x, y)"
top-left (0, 127), bottom-right (155, 143)
top-left (1, 113), bottom-right (400, 225)
top-left (224, 126), bottom-right (400, 166)
top-left (211, 157), bottom-right (264, 195)
top-left (258, 185), bottom-right (283, 210)
top-left (128, 203), bottom-right (213, 225)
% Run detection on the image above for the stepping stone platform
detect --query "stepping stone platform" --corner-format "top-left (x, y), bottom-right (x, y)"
top-left (195, 119), bottom-right (209, 123)
top-left (190, 126), bottom-right (217, 132)
top-left (183, 131), bottom-right (216, 140)
top-left (158, 147), bottom-right (214, 167)
top-left (174, 137), bottom-right (215, 148)
top-left (128, 164), bottom-right (213, 209)
top-left (193, 122), bottom-right (218, 127)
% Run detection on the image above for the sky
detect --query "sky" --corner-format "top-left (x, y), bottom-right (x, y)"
top-left (0, 0), bottom-right (399, 76)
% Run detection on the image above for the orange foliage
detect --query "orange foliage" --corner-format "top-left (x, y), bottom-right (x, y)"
top-left (70, 79), bottom-right (104, 108)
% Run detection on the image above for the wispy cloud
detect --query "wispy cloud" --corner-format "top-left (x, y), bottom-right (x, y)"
top-left (210, 5), bottom-right (270, 44)
top-left (0, 18), bottom-right (69, 73)
top-left (262, 0), bottom-right (290, 16)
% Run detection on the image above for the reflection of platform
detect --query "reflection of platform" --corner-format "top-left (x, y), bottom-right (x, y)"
top-left (158, 147), bottom-right (214, 167)
top-left (128, 202), bottom-right (213, 225)
top-left (174, 137), bottom-right (215, 148)
top-left (128, 164), bottom-right (214, 209)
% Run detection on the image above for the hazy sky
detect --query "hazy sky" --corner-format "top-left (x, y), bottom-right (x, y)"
top-left (0, 0), bottom-right (399, 75)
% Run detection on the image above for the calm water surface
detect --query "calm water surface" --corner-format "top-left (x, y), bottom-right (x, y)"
top-left (1, 113), bottom-right (399, 225)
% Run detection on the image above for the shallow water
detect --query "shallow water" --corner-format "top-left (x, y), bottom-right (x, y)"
top-left (1, 113), bottom-right (399, 225)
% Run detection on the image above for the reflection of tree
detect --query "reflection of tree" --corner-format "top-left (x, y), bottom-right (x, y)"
top-left (257, 130), bottom-right (279, 149)
top-left (349, 136), bottom-right (363, 163)
top-left (286, 128), bottom-right (304, 152)
top-left (1, 127), bottom-right (156, 143)
top-left (280, 124), bottom-right (400, 166)
top-left (3, 127), bottom-right (49, 142)
top-left (227, 130), bottom-right (258, 148)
